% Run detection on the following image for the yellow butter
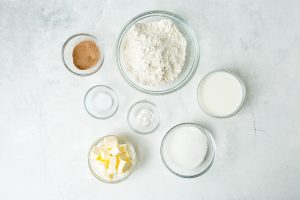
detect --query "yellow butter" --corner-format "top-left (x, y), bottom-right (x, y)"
top-left (117, 160), bottom-right (132, 174)
top-left (119, 144), bottom-right (128, 152)
top-left (92, 136), bottom-right (133, 181)
top-left (104, 136), bottom-right (118, 149)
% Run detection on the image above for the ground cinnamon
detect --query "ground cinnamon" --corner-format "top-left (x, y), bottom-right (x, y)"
top-left (72, 40), bottom-right (100, 70)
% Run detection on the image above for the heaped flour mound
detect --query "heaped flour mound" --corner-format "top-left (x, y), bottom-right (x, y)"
top-left (122, 19), bottom-right (187, 87)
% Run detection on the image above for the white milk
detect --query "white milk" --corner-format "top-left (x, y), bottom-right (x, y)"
top-left (198, 71), bottom-right (244, 117)
top-left (164, 126), bottom-right (208, 169)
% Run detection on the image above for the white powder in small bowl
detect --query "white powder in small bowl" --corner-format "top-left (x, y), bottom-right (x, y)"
top-left (135, 108), bottom-right (153, 128)
top-left (92, 92), bottom-right (113, 112)
top-left (164, 125), bottom-right (208, 170)
top-left (122, 19), bottom-right (187, 86)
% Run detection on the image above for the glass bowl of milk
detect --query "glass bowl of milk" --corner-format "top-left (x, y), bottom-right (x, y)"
top-left (160, 123), bottom-right (216, 178)
top-left (197, 70), bottom-right (246, 118)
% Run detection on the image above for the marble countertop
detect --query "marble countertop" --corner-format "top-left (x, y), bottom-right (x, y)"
top-left (1, 0), bottom-right (300, 199)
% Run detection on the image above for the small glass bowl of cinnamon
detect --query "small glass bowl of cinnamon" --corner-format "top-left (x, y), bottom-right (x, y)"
top-left (62, 33), bottom-right (104, 76)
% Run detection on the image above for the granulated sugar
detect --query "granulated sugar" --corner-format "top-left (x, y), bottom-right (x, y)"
top-left (164, 125), bottom-right (208, 169)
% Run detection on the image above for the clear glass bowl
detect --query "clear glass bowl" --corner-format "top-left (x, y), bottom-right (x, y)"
top-left (88, 135), bottom-right (137, 184)
top-left (160, 123), bottom-right (216, 178)
top-left (127, 100), bottom-right (160, 134)
top-left (62, 33), bottom-right (104, 76)
top-left (116, 10), bottom-right (199, 94)
top-left (197, 69), bottom-right (246, 118)
top-left (84, 85), bottom-right (119, 119)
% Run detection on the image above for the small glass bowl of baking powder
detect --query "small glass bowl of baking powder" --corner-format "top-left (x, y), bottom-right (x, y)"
top-left (62, 33), bottom-right (104, 76)
top-left (116, 10), bottom-right (199, 94)
top-left (127, 100), bottom-right (160, 134)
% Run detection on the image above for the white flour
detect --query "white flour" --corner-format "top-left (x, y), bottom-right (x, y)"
top-left (122, 19), bottom-right (187, 86)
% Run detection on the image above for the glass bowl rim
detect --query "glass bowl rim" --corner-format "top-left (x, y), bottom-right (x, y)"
top-left (197, 69), bottom-right (247, 118)
top-left (127, 100), bottom-right (160, 134)
top-left (61, 33), bottom-right (105, 77)
top-left (88, 135), bottom-right (137, 184)
top-left (160, 123), bottom-right (216, 178)
top-left (84, 85), bottom-right (119, 119)
top-left (116, 10), bottom-right (200, 95)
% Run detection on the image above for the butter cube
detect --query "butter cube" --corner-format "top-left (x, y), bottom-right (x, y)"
top-left (118, 151), bottom-right (129, 161)
top-left (92, 146), bottom-right (102, 155)
top-left (89, 146), bottom-right (102, 159)
top-left (109, 146), bottom-right (120, 156)
top-left (104, 136), bottom-right (118, 149)
top-left (107, 156), bottom-right (117, 174)
top-left (117, 160), bottom-right (132, 174)
top-left (99, 149), bottom-right (110, 160)
top-left (94, 162), bottom-right (106, 173)
top-left (119, 144), bottom-right (128, 152)
top-left (97, 156), bottom-right (109, 169)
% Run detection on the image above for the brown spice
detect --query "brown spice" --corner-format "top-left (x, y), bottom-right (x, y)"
top-left (72, 40), bottom-right (100, 70)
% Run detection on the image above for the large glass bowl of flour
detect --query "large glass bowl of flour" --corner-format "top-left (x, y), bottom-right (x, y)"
top-left (116, 10), bottom-right (199, 94)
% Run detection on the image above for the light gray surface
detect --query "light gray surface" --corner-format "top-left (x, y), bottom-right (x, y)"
top-left (0, 0), bottom-right (300, 199)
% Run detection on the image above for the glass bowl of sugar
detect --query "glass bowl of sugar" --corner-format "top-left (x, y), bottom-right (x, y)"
top-left (160, 123), bottom-right (216, 178)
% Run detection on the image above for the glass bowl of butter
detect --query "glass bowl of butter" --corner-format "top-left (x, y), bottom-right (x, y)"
top-left (88, 135), bottom-right (137, 183)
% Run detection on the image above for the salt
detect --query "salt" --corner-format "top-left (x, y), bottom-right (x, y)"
top-left (92, 92), bottom-right (113, 112)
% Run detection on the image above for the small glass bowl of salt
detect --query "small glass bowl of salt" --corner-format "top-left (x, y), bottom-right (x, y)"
top-left (127, 100), bottom-right (160, 134)
top-left (84, 85), bottom-right (119, 119)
